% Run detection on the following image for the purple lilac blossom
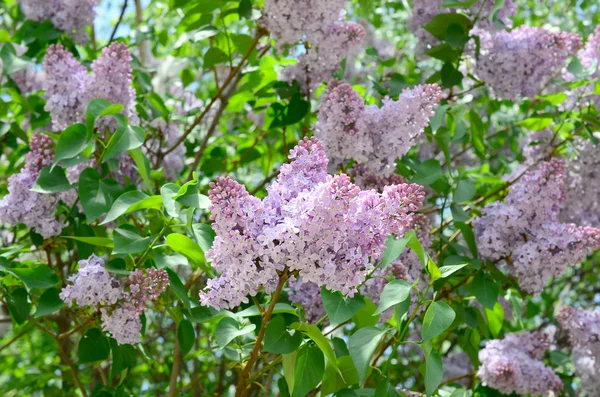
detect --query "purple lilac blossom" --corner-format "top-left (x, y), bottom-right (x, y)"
top-left (316, 80), bottom-right (443, 176)
top-left (474, 158), bottom-right (600, 294)
top-left (124, 269), bottom-right (169, 315)
top-left (561, 137), bottom-right (600, 228)
top-left (262, 0), bottom-right (347, 49)
top-left (59, 255), bottom-right (124, 307)
top-left (477, 331), bottom-right (563, 396)
top-left (199, 137), bottom-right (426, 309)
top-left (18, 0), bottom-right (98, 44)
top-left (282, 22), bottom-right (366, 92)
top-left (564, 26), bottom-right (600, 109)
top-left (0, 134), bottom-right (63, 238)
top-left (472, 26), bottom-right (582, 99)
top-left (288, 280), bottom-right (327, 324)
top-left (43, 43), bottom-right (138, 132)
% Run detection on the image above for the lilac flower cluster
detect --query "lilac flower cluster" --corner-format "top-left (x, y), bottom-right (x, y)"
top-left (0, 134), bottom-right (63, 238)
top-left (561, 138), bottom-right (600, 227)
top-left (262, 0), bottom-right (346, 48)
top-left (282, 22), bottom-right (366, 92)
top-left (472, 27), bottom-right (582, 99)
top-left (477, 331), bottom-right (563, 395)
top-left (288, 280), bottom-right (326, 324)
top-left (316, 80), bottom-right (443, 176)
top-left (43, 43), bottom-right (138, 132)
top-left (564, 26), bottom-right (600, 109)
top-left (60, 255), bottom-right (168, 344)
top-left (18, 0), bottom-right (98, 44)
top-left (474, 158), bottom-right (600, 294)
top-left (442, 352), bottom-right (473, 387)
top-left (199, 137), bottom-right (425, 309)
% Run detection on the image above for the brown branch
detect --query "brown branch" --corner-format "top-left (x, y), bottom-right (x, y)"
top-left (168, 334), bottom-right (183, 397)
top-left (164, 30), bottom-right (266, 157)
top-left (235, 271), bottom-right (289, 397)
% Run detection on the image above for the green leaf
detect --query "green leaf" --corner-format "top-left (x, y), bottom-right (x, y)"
top-left (78, 168), bottom-right (122, 221)
top-left (484, 301), bottom-right (504, 337)
top-left (439, 263), bottom-right (469, 278)
top-left (166, 268), bottom-right (190, 310)
top-left (352, 299), bottom-right (380, 329)
top-left (263, 315), bottom-right (302, 354)
top-left (113, 225), bottom-right (152, 254)
top-left (6, 288), bottom-right (31, 324)
top-left (103, 121), bottom-right (145, 162)
top-left (192, 223), bottom-right (216, 253)
top-left (204, 47), bottom-right (229, 69)
top-left (110, 339), bottom-right (136, 378)
top-left (215, 317), bottom-right (256, 348)
top-left (469, 272), bottom-right (498, 310)
top-left (236, 303), bottom-right (298, 318)
top-left (86, 99), bottom-right (124, 137)
top-left (321, 287), bottom-right (365, 326)
top-left (424, 13), bottom-right (472, 40)
top-left (291, 323), bottom-right (338, 371)
top-left (381, 235), bottom-right (409, 270)
top-left (441, 62), bottom-right (463, 88)
top-left (518, 117), bottom-right (553, 131)
top-left (129, 148), bottom-right (152, 191)
top-left (412, 159), bottom-right (443, 185)
top-left (468, 110), bottom-right (485, 157)
top-left (102, 191), bottom-right (149, 225)
top-left (31, 165), bottom-right (72, 193)
top-left (454, 179), bottom-right (476, 203)
top-left (422, 301), bottom-right (455, 342)
top-left (78, 328), bottom-right (111, 363)
top-left (238, 0), bottom-right (252, 18)
top-left (104, 258), bottom-right (130, 275)
top-left (161, 184), bottom-right (182, 218)
top-left (424, 346), bottom-right (443, 396)
top-left (283, 352), bottom-right (297, 392)
top-left (178, 319), bottom-right (195, 356)
top-left (166, 233), bottom-right (207, 270)
top-left (375, 379), bottom-right (403, 397)
top-left (54, 124), bottom-right (88, 165)
top-left (173, 175), bottom-right (211, 209)
top-left (63, 236), bottom-right (114, 248)
top-left (0, 260), bottom-right (59, 289)
top-left (373, 280), bottom-right (411, 315)
top-left (0, 43), bottom-right (30, 75)
top-left (147, 92), bottom-right (169, 117)
top-left (34, 288), bottom-right (65, 318)
top-left (348, 326), bottom-right (387, 383)
top-left (293, 345), bottom-right (325, 397)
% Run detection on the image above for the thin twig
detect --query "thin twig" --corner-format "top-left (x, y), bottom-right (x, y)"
top-left (109, 0), bottom-right (128, 42)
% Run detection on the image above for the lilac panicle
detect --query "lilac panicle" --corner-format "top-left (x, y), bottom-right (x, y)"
top-left (43, 43), bottom-right (137, 132)
top-left (472, 27), bottom-right (582, 99)
top-left (19, 0), bottom-right (98, 44)
top-left (59, 254), bottom-right (124, 307)
top-left (474, 158), bottom-right (600, 294)
top-left (477, 331), bottom-right (563, 396)
top-left (200, 137), bottom-right (425, 309)
top-left (0, 134), bottom-right (63, 238)
top-left (282, 22), bottom-right (366, 92)
top-left (316, 81), bottom-right (443, 176)
top-left (124, 269), bottom-right (169, 315)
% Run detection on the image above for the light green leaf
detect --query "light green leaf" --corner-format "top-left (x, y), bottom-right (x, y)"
top-left (161, 184), bottom-right (182, 218)
top-left (293, 345), bottom-right (325, 397)
top-left (113, 225), bottom-right (152, 254)
top-left (373, 280), bottom-right (411, 315)
top-left (381, 235), bottom-right (410, 270)
top-left (192, 223), bottom-right (216, 253)
top-left (31, 165), bottom-right (72, 193)
top-left (102, 191), bottom-right (149, 225)
top-left (0, 259), bottom-right (59, 289)
top-left (62, 236), bottom-right (114, 248)
top-left (215, 317), bottom-right (256, 348)
top-left (54, 124), bottom-right (88, 165)
top-left (422, 301), bottom-right (455, 342)
top-left (348, 326), bottom-right (387, 383)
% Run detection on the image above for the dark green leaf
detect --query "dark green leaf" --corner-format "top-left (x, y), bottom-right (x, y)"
top-left (34, 288), bottom-right (65, 318)
top-left (424, 13), bottom-right (472, 40)
top-left (470, 272), bottom-right (499, 310)
top-left (78, 328), bottom-right (111, 363)
top-left (166, 268), bottom-right (190, 310)
top-left (113, 225), bottom-right (152, 254)
top-left (321, 287), bottom-right (365, 326)
top-left (293, 345), bottom-right (325, 397)
top-left (178, 319), bottom-right (195, 356)
top-left (0, 260), bottom-right (59, 289)
top-left (79, 168), bottom-right (122, 221)
top-left (215, 317), bottom-right (256, 348)
top-left (204, 47), bottom-right (229, 69)
top-left (31, 165), bottom-right (72, 193)
top-left (6, 288), bottom-right (31, 324)
top-left (263, 315), bottom-right (302, 354)
top-left (424, 346), bottom-right (443, 396)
